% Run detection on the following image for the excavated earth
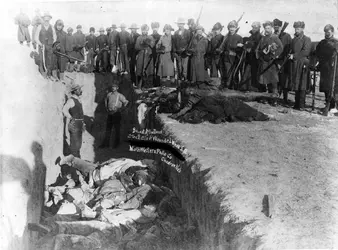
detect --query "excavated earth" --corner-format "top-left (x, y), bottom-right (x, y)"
top-left (2, 37), bottom-right (338, 250)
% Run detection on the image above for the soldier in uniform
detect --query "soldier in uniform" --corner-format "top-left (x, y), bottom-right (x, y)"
top-left (242, 21), bottom-right (262, 91)
top-left (118, 23), bottom-right (130, 74)
top-left (289, 21), bottom-right (311, 110)
top-left (85, 27), bottom-right (97, 73)
top-left (208, 22), bottom-right (224, 80)
top-left (73, 25), bottom-right (86, 71)
top-left (273, 18), bottom-right (292, 103)
top-left (256, 21), bottom-right (283, 105)
top-left (15, 9), bottom-right (31, 46)
top-left (106, 27), bottom-right (112, 38)
top-left (157, 24), bottom-right (175, 81)
top-left (31, 9), bottom-right (42, 49)
top-left (187, 25), bottom-right (209, 84)
top-left (173, 18), bottom-right (191, 81)
top-left (128, 24), bottom-right (140, 84)
top-left (62, 84), bottom-right (84, 158)
top-left (135, 24), bottom-right (155, 87)
top-left (65, 27), bottom-right (75, 71)
top-left (316, 24), bottom-right (338, 115)
top-left (96, 27), bottom-right (109, 73)
top-left (52, 19), bottom-right (67, 81)
top-left (108, 24), bottom-right (120, 72)
top-left (220, 20), bottom-right (243, 90)
top-left (35, 12), bottom-right (56, 78)
top-left (151, 22), bottom-right (161, 85)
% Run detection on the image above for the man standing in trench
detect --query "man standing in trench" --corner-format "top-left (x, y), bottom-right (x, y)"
top-left (63, 84), bottom-right (84, 158)
top-left (100, 81), bottom-right (129, 149)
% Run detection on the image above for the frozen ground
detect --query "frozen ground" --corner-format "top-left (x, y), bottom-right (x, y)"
top-left (2, 1), bottom-right (338, 249)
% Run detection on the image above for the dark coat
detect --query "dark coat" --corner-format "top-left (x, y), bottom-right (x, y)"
top-left (73, 31), bottom-right (86, 48)
top-left (108, 30), bottom-right (119, 50)
top-left (208, 33), bottom-right (224, 77)
top-left (189, 34), bottom-right (209, 82)
top-left (221, 33), bottom-right (243, 62)
top-left (256, 34), bottom-right (283, 84)
top-left (290, 33), bottom-right (312, 91)
top-left (128, 32), bottom-right (140, 58)
top-left (85, 34), bottom-right (97, 50)
top-left (135, 34), bottom-right (155, 76)
top-left (65, 34), bottom-right (75, 53)
top-left (316, 37), bottom-right (338, 93)
top-left (96, 34), bottom-right (109, 50)
top-left (173, 29), bottom-right (191, 55)
top-left (55, 29), bottom-right (67, 53)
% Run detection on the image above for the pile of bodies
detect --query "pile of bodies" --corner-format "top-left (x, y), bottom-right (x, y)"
top-left (136, 81), bottom-right (272, 125)
top-left (32, 155), bottom-right (194, 250)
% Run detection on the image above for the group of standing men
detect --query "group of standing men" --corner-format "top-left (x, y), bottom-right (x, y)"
top-left (15, 9), bottom-right (338, 112)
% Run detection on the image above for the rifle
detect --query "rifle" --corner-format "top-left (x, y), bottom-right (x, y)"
top-left (54, 50), bottom-right (86, 63)
top-left (184, 6), bottom-right (204, 56)
top-left (323, 53), bottom-right (337, 116)
top-left (312, 66), bottom-right (317, 111)
top-left (219, 12), bottom-right (245, 53)
top-left (239, 22), bottom-right (290, 88)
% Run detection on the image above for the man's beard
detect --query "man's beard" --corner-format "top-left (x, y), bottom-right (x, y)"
top-left (265, 31), bottom-right (272, 36)
top-left (325, 34), bottom-right (333, 39)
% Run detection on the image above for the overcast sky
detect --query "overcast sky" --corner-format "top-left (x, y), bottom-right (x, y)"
top-left (1, 0), bottom-right (337, 41)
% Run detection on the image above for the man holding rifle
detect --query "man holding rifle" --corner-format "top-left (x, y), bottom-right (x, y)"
top-left (173, 18), bottom-right (191, 81)
top-left (208, 22), bottom-right (225, 81)
top-left (96, 27), bottom-right (109, 73)
top-left (316, 24), bottom-right (338, 115)
top-left (273, 18), bottom-right (292, 104)
top-left (219, 20), bottom-right (243, 90)
top-left (289, 21), bottom-right (311, 110)
top-left (256, 21), bottom-right (283, 105)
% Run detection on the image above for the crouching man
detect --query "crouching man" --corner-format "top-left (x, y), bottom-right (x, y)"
top-left (100, 81), bottom-right (129, 148)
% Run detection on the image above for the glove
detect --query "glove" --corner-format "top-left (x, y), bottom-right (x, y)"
top-left (270, 43), bottom-right (278, 53)
top-left (215, 48), bottom-right (222, 55)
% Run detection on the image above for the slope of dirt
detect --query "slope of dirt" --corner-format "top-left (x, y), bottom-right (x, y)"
top-left (159, 96), bottom-right (338, 249)
top-left (0, 40), bottom-right (65, 250)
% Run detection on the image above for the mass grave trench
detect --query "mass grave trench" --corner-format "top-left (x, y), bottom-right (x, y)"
top-left (128, 101), bottom-right (261, 249)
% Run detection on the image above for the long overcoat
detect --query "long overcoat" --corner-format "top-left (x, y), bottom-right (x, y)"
top-left (316, 37), bottom-right (338, 94)
top-left (289, 33), bottom-right (312, 91)
top-left (15, 13), bottom-right (31, 42)
top-left (189, 34), bottom-right (209, 83)
top-left (135, 34), bottom-right (155, 76)
top-left (256, 34), bottom-right (283, 84)
top-left (157, 34), bottom-right (174, 77)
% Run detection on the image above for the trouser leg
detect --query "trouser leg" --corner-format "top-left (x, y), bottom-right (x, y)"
top-left (294, 91), bottom-right (300, 109)
top-left (102, 115), bottom-right (113, 146)
top-left (299, 90), bottom-right (306, 109)
top-left (68, 120), bottom-right (83, 158)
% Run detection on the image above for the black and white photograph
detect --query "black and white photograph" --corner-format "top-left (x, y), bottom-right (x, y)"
top-left (1, 0), bottom-right (338, 249)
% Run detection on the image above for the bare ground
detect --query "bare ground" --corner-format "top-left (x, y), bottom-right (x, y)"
top-left (159, 93), bottom-right (338, 249)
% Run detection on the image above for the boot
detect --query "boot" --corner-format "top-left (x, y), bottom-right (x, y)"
top-left (299, 90), bottom-right (306, 110)
top-left (51, 70), bottom-right (58, 81)
top-left (293, 91), bottom-right (300, 110)
top-left (59, 72), bottom-right (65, 81)
top-left (283, 90), bottom-right (289, 104)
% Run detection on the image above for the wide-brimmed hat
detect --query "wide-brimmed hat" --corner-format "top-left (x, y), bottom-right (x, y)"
top-left (70, 83), bottom-right (82, 92)
top-left (163, 24), bottom-right (174, 32)
top-left (212, 22), bottom-right (223, 31)
top-left (99, 27), bottom-right (105, 32)
top-left (141, 24), bottom-right (149, 32)
top-left (251, 21), bottom-right (261, 28)
top-left (151, 22), bottom-right (160, 29)
top-left (120, 23), bottom-right (127, 28)
top-left (89, 27), bottom-right (95, 32)
top-left (111, 24), bottom-right (117, 29)
top-left (129, 23), bottom-right (139, 29)
top-left (324, 24), bottom-right (334, 32)
top-left (42, 12), bottom-right (52, 20)
top-left (175, 17), bottom-right (186, 24)
top-left (111, 80), bottom-right (119, 88)
top-left (76, 24), bottom-right (82, 29)
top-left (187, 18), bottom-right (195, 26)
top-left (67, 27), bottom-right (73, 32)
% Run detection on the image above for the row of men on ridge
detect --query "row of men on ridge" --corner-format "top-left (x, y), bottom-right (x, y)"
top-left (15, 9), bottom-right (338, 111)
